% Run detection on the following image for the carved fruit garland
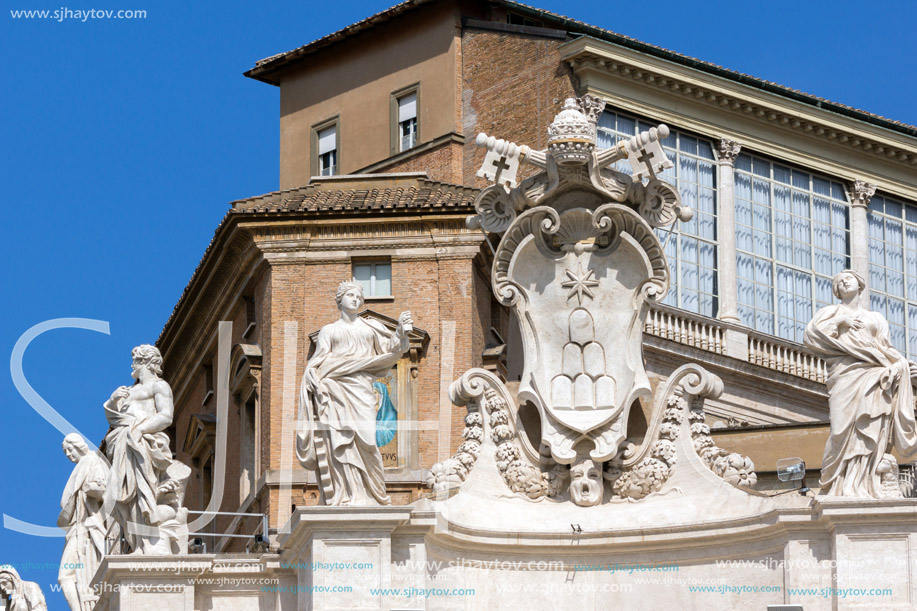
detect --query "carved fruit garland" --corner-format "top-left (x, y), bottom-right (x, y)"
top-left (427, 387), bottom-right (564, 500)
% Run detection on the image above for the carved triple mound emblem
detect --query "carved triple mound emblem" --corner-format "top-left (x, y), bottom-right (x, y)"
top-left (427, 95), bottom-right (757, 507)
top-left (551, 308), bottom-right (616, 414)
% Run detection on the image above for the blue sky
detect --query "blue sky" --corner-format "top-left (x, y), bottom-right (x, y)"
top-left (1, 0), bottom-right (914, 606)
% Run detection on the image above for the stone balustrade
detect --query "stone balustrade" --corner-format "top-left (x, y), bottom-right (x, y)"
top-left (644, 304), bottom-right (724, 354)
top-left (645, 303), bottom-right (827, 384)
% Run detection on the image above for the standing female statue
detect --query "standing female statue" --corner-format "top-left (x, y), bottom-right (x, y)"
top-left (58, 433), bottom-right (109, 611)
top-left (296, 281), bottom-right (412, 505)
top-left (804, 269), bottom-right (917, 497)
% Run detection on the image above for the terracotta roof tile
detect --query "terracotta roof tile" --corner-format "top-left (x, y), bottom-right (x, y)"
top-left (157, 175), bottom-right (479, 347)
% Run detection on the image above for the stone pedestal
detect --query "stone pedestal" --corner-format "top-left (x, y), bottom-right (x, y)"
top-left (93, 555), bottom-right (296, 611)
top-left (785, 497), bottom-right (917, 610)
top-left (279, 506), bottom-right (417, 611)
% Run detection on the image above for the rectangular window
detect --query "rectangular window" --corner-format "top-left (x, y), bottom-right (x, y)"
top-left (391, 86), bottom-right (420, 155)
top-left (353, 261), bottom-right (392, 297)
top-left (317, 125), bottom-right (337, 176)
top-left (867, 194), bottom-right (917, 357)
top-left (734, 153), bottom-right (849, 342)
top-left (597, 110), bottom-right (718, 317)
top-left (398, 92), bottom-right (417, 151)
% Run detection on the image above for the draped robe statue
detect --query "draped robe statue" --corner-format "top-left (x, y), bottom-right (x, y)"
top-left (0, 567), bottom-right (46, 611)
top-left (58, 433), bottom-right (109, 611)
top-left (103, 344), bottom-right (188, 553)
top-left (804, 270), bottom-right (917, 498)
top-left (296, 281), bottom-right (412, 505)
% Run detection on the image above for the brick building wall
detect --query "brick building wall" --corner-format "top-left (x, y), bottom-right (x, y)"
top-left (460, 28), bottom-right (578, 188)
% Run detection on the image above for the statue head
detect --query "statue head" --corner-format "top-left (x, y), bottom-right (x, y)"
top-left (569, 459), bottom-right (602, 506)
top-left (0, 567), bottom-right (17, 596)
top-left (832, 269), bottom-right (866, 300)
top-left (335, 281), bottom-right (365, 313)
top-left (131, 344), bottom-right (163, 378)
top-left (62, 433), bottom-right (90, 463)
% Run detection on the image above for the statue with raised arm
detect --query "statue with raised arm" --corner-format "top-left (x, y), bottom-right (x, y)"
top-left (58, 433), bottom-right (109, 611)
top-left (804, 270), bottom-right (917, 498)
top-left (103, 344), bottom-right (188, 553)
top-left (0, 567), bottom-right (46, 611)
top-left (296, 281), bottom-right (413, 505)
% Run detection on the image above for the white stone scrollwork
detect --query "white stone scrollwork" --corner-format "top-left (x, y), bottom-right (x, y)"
top-left (472, 185), bottom-right (516, 233)
top-left (427, 369), bottom-right (564, 500)
top-left (639, 179), bottom-right (682, 228)
top-left (592, 203), bottom-right (669, 302)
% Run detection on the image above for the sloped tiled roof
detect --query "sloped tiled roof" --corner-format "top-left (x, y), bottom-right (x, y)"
top-left (231, 174), bottom-right (479, 213)
top-left (245, 0), bottom-right (917, 137)
top-left (157, 174), bottom-right (479, 346)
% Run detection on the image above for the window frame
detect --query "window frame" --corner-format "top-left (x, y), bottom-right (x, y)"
top-left (733, 150), bottom-right (850, 342)
top-left (596, 108), bottom-right (720, 318)
top-left (311, 116), bottom-right (339, 177)
top-left (353, 259), bottom-right (394, 299)
top-left (867, 193), bottom-right (917, 357)
top-left (390, 84), bottom-right (420, 156)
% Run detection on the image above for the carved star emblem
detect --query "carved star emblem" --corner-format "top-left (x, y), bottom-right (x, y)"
top-left (561, 264), bottom-right (599, 305)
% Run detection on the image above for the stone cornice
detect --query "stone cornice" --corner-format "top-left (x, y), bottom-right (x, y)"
top-left (159, 225), bottom-right (264, 406)
top-left (561, 36), bottom-right (917, 200)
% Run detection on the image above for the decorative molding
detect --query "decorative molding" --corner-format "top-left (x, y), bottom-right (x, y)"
top-left (714, 138), bottom-right (742, 165)
top-left (566, 50), bottom-right (916, 166)
top-left (845, 179), bottom-right (877, 209)
top-left (560, 38), bottom-right (917, 200)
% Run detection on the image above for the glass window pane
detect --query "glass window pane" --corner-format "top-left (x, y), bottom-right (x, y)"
top-left (374, 263), bottom-right (392, 296)
top-left (353, 264), bottom-right (372, 295)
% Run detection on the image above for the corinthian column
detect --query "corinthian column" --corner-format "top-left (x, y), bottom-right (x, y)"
top-left (714, 138), bottom-right (742, 323)
top-left (845, 179), bottom-right (877, 297)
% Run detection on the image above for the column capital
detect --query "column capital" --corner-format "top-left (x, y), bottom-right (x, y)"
top-left (845, 179), bottom-right (877, 208)
top-left (714, 138), bottom-right (742, 165)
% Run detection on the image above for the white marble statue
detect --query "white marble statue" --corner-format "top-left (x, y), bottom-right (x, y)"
top-left (296, 281), bottom-right (413, 505)
top-left (0, 567), bottom-right (46, 611)
top-left (58, 433), bottom-right (109, 610)
top-left (804, 269), bottom-right (917, 498)
top-left (103, 344), bottom-right (189, 553)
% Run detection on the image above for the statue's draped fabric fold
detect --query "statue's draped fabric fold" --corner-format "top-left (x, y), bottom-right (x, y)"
top-left (804, 305), bottom-right (917, 497)
top-left (58, 451), bottom-right (108, 598)
top-left (103, 407), bottom-right (172, 545)
top-left (297, 317), bottom-right (407, 505)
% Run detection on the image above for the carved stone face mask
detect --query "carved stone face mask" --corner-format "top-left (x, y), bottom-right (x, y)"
top-left (569, 459), bottom-right (602, 506)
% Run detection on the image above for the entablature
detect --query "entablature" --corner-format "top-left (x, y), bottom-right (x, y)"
top-left (561, 36), bottom-right (917, 201)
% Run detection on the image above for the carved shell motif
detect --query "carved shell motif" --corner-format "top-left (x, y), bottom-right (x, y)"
top-left (474, 185), bottom-right (516, 234)
top-left (639, 179), bottom-right (681, 228)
